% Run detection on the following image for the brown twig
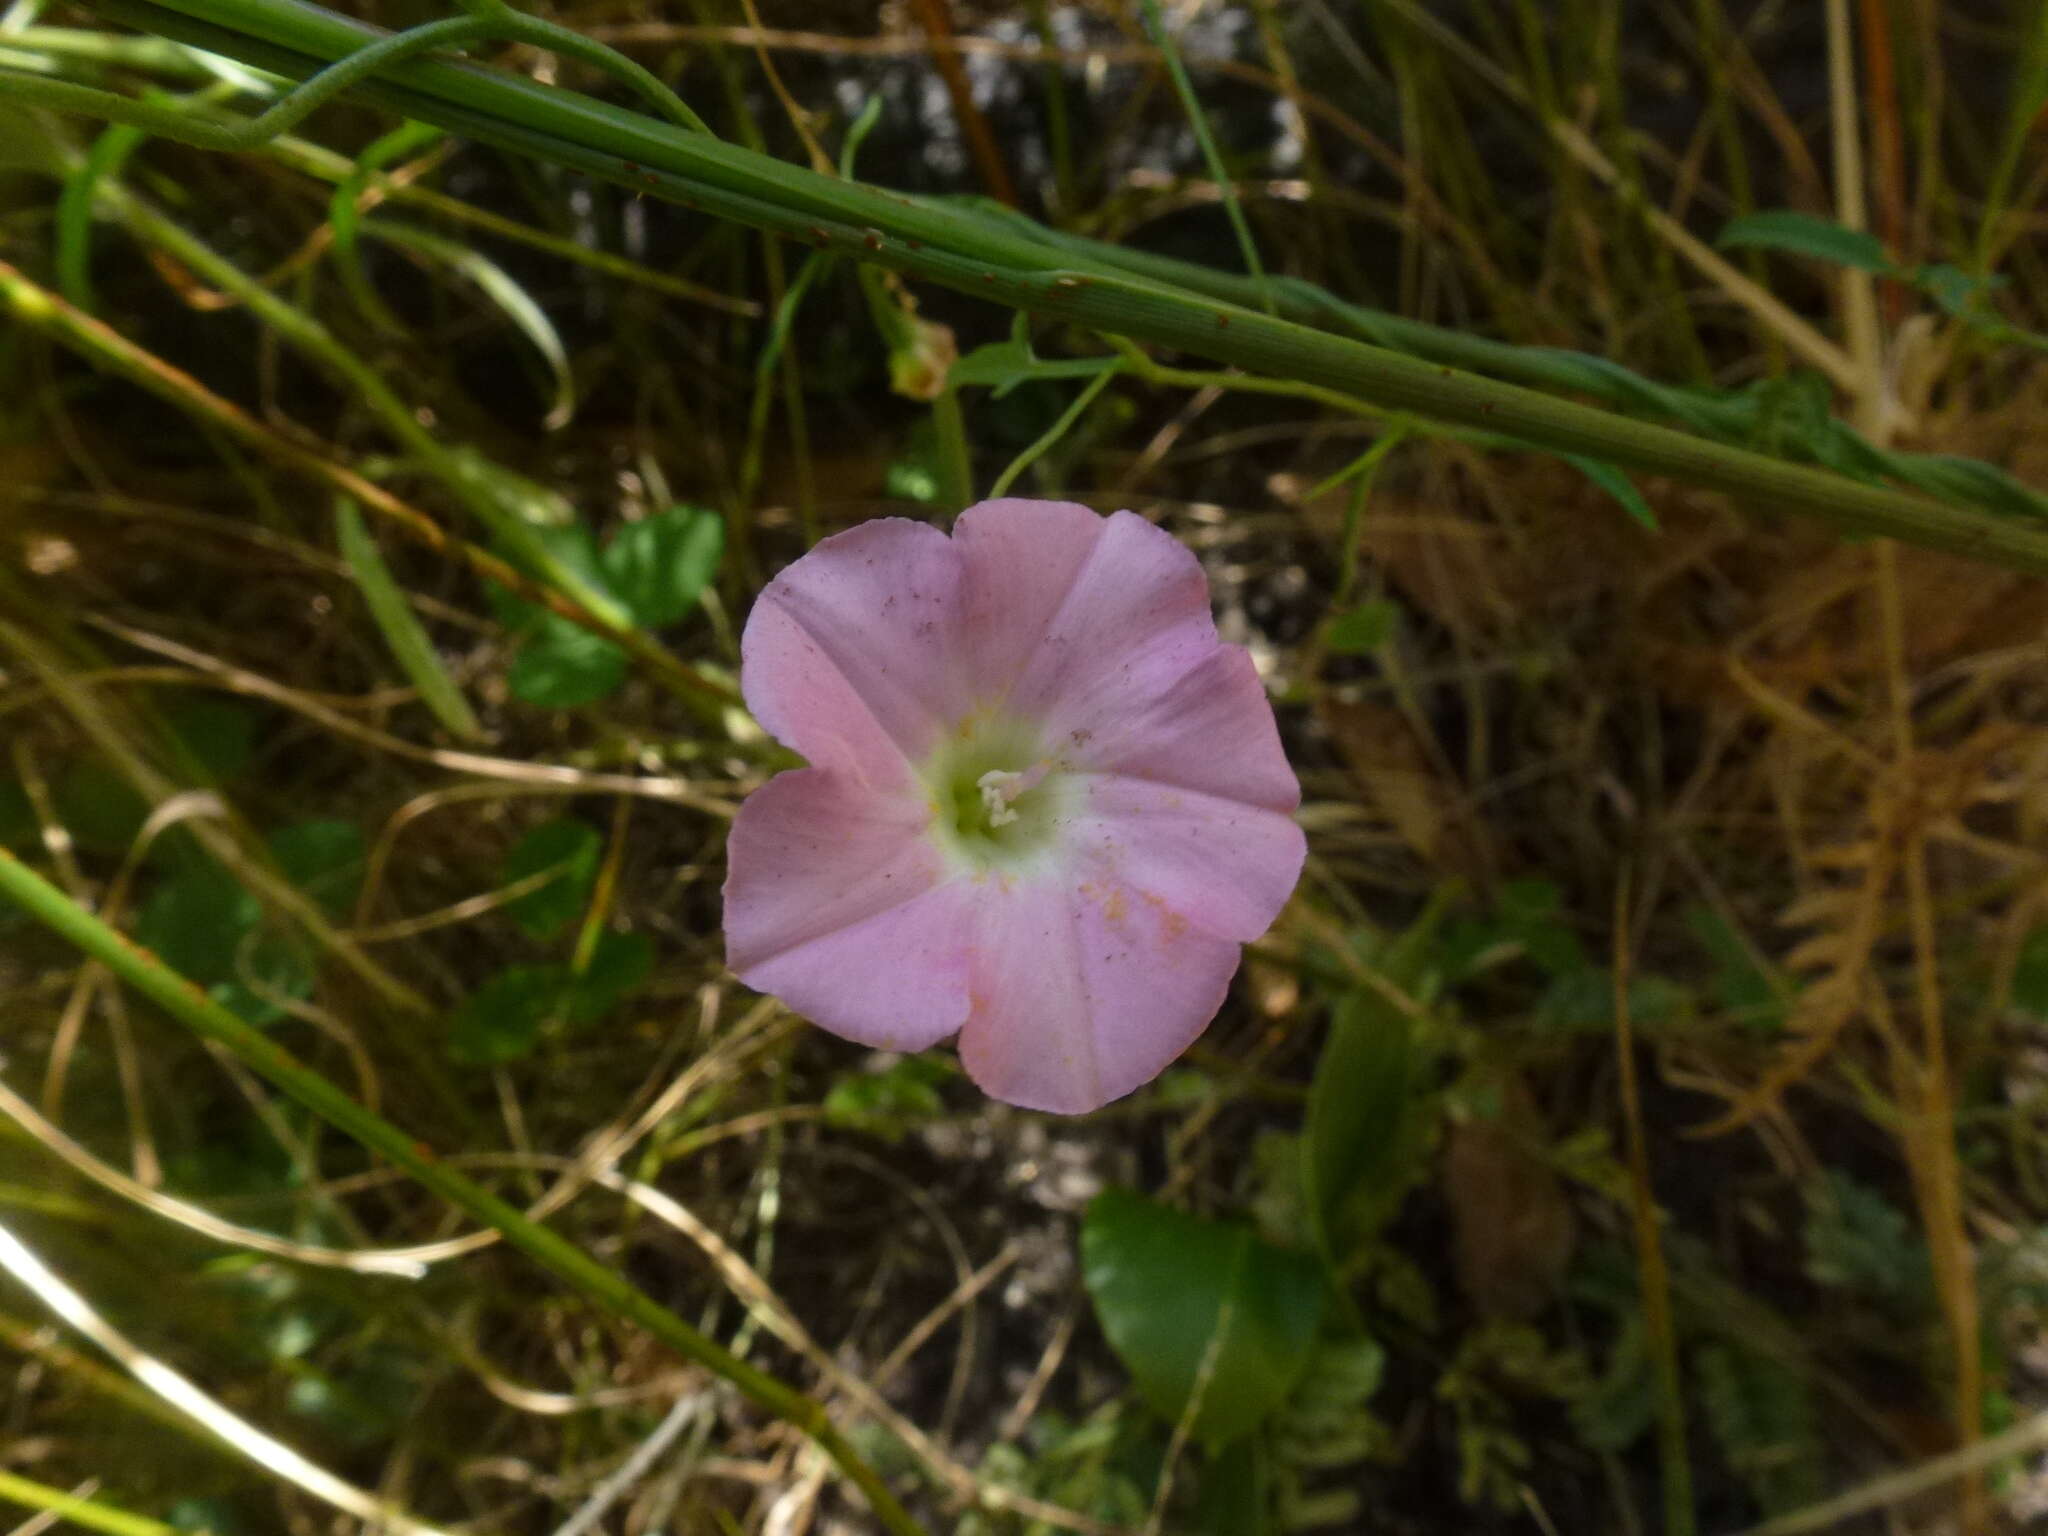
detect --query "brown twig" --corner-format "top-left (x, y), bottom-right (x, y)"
top-left (907, 0), bottom-right (1019, 206)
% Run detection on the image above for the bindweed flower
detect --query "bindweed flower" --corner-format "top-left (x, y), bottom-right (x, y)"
top-left (723, 499), bottom-right (1305, 1114)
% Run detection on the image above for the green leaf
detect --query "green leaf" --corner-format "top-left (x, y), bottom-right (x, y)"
top-left (1695, 1340), bottom-right (1822, 1514)
top-left (165, 697), bottom-right (259, 785)
top-left (2014, 927), bottom-right (2048, 1020)
top-left (950, 337), bottom-right (1119, 397)
top-left (1802, 1170), bottom-right (1933, 1312)
top-left (1498, 878), bottom-right (1587, 976)
top-left (336, 498), bottom-right (483, 740)
top-left (136, 866), bottom-right (260, 984)
top-left (1914, 263), bottom-right (2000, 321)
top-left (508, 619), bottom-right (628, 708)
top-left (600, 505), bottom-right (724, 627)
top-left (1303, 990), bottom-right (1413, 1264)
top-left (1686, 904), bottom-right (1787, 1036)
top-left (134, 865), bottom-right (310, 1025)
top-left (1715, 211), bottom-right (1893, 274)
top-left (565, 929), bottom-right (653, 1025)
top-left (268, 820), bottom-right (366, 918)
top-left (501, 819), bottom-right (601, 938)
top-left (448, 965), bottom-right (566, 1065)
top-left (486, 522), bottom-right (608, 631)
top-left (1533, 968), bottom-right (1691, 1032)
top-left (1564, 455), bottom-right (1659, 531)
top-left (823, 1054), bottom-right (951, 1141)
top-left (1194, 1437), bottom-right (1269, 1536)
top-left (1081, 1189), bottom-right (1324, 1447)
top-left (1324, 598), bottom-right (1398, 653)
top-left (212, 926), bottom-right (316, 1027)
top-left (1571, 1315), bottom-right (1656, 1452)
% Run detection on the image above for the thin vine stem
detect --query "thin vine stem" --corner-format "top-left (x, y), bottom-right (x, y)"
top-left (14, 0), bottom-right (2045, 572)
top-left (1135, 0), bottom-right (1274, 313)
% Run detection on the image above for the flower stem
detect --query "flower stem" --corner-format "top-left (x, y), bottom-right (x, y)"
top-left (23, 0), bottom-right (2047, 571)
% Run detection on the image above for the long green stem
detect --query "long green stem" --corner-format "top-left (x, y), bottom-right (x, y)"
top-left (0, 847), bottom-right (927, 1536)
top-left (1135, 0), bottom-right (1273, 313)
top-left (0, 1469), bottom-right (179, 1536)
top-left (13, 0), bottom-right (2046, 572)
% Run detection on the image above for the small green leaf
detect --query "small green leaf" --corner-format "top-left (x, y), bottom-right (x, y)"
top-left (950, 337), bottom-right (1118, 397)
top-left (212, 926), bottom-right (315, 1027)
top-left (1193, 1436), bottom-right (1269, 1536)
top-left (884, 417), bottom-right (946, 504)
top-left (1695, 1340), bottom-right (1822, 1514)
top-left (1686, 904), bottom-right (1787, 1036)
top-left (600, 505), bottom-right (724, 627)
top-left (501, 819), bottom-right (601, 938)
top-left (1533, 968), bottom-right (1691, 1032)
top-left (1573, 1316), bottom-right (1656, 1452)
top-left (135, 865), bottom-right (310, 1025)
top-left (1324, 598), bottom-right (1399, 654)
top-left (1303, 991), bottom-right (1413, 1264)
top-left (54, 757), bottom-right (149, 855)
top-left (136, 866), bottom-right (260, 984)
top-left (823, 1054), bottom-right (951, 1141)
top-left (168, 1500), bottom-right (246, 1536)
top-left (268, 820), bottom-right (367, 918)
top-left (508, 620), bottom-right (628, 708)
top-left (1914, 263), bottom-right (1998, 320)
top-left (165, 698), bottom-right (259, 785)
top-left (1082, 1189), bottom-right (1324, 1447)
top-left (1715, 211), bottom-right (1893, 274)
top-left (487, 522), bottom-right (609, 631)
top-left (566, 929), bottom-right (653, 1025)
top-left (1564, 455), bottom-right (1659, 531)
top-left (1498, 878), bottom-right (1587, 976)
top-left (448, 966), bottom-right (566, 1065)
top-left (1803, 1170), bottom-right (1933, 1311)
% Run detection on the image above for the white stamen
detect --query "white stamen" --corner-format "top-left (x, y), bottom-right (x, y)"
top-left (976, 769), bottom-right (1024, 828)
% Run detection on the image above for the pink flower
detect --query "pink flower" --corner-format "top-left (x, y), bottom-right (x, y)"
top-left (722, 499), bottom-right (1305, 1114)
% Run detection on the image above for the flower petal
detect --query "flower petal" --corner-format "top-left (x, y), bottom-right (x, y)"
top-left (1071, 775), bottom-right (1305, 943)
top-left (957, 873), bottom-right (1243, 1114)
top-left (958, 506), bottom-right (1218, 738)
top-left (1075, 645), bottom-right (1300, 811)
top-left (741, 518), bottom-right (966, 777)
top-left (724, 768), bottom-right (972, 1051)
top-left (951, 497), bottom-right (1108, 693)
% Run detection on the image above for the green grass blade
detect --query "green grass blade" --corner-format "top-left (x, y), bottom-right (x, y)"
top-left (335, 497), bottom-right (485, 741)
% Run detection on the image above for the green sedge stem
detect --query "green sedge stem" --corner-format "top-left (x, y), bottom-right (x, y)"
top-left (932, 385), bottom-right (974, 510)
top-left (1136, 0), bottom-right (1274, 314)
top-left (27, 0), bottom-right (2047, 573)
top-left (0, 1470), bottom-right (179, 1536)
top-left (987, 365), bottom-right (1117, 499)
